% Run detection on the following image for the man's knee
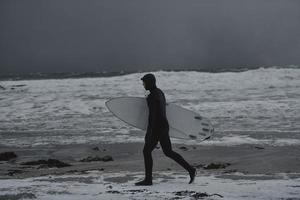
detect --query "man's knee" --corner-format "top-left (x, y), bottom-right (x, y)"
top-left (143, 147), bottom-right (149, 155)
top-left (143, 145), bottom-right (154, 155)
top-left (163, 148), bottom-right (174, 157)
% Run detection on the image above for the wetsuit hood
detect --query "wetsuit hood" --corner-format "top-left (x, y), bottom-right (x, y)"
top-left (141, 73), bottom-right (157, 91)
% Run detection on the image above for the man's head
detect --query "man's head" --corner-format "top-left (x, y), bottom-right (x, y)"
top-left (141, 73), bottom-right (156, 91)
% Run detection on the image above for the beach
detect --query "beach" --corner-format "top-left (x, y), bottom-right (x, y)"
top-left (1, 68), bottom-right (300, 199)
top-left (1, 143), bottom-right (300, 178)
top-left (1, 142), bottom-right (300, 199)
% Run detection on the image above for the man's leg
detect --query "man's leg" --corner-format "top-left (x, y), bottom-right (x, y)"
top-left (160, 133), bottom-right (197, 184)
top-left (135, 138), bottom-right (158, 186)
top-left (143, 140), bottom-right (158, 181)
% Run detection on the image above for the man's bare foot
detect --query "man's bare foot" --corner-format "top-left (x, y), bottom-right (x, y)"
top-left (135, 179), bottom-right (153, 186)
top-left (189, 168), bottom-right (197, 184)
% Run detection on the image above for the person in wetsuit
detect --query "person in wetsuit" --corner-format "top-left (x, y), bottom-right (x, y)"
top-left (135, 73), bottom-right (196, 186)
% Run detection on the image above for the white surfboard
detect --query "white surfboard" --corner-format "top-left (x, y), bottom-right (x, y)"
top-left (105, 97), bottom-right (213, 141)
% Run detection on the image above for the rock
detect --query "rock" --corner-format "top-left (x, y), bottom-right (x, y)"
top-left (194, 192), bottom-right (223, 198)
top-left (123, 189), bottom-right (147, 194)
top-left (0, 152), bottom-right (17, 161)
top-left (0, 85), bottom-right (5, 90)
top-left (174, 190), bottom-right (223, 199)
top-left (7, 169), bottom-right (23, 176)
top-left (21, 159), bottom-right (71, 168)
top-left (92, 147), bottom-right (100, 151)
top-left (174, 190), bottom-right (195, 196)
top-left (44, 159), bottom-right (72, 168)
top-left (254, 146), bottom-right (265, 150)
top-left (107, 185), bottom-right (113, 189)
top-left (80, 156), bottom-right (103, 162)
top-left (223, 169), bottom-right (238, 173)
top-left (11, 84), bottom-right (26, 87)
top-left (102, 155), bottom-right (113, 162)
top-left (174, 190), bottom-right (210, 198)
top-left (80, 155), bottom-right (113, 162)
top-left (106, 189), bottom-right (147, 195)
top-left (204, 162), bottom-right (231, 169)
top-left (194, 162), bottom-right (230, 170)
top-left (106, 190), bottom-right (120, 194)
top-left (0, 193), bottom-right (36, 199)
top-left (37, 164), bottom-right (51, 169)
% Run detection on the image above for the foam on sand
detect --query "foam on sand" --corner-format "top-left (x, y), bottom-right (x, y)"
top-left (0, 171), bottom-right (300, 200)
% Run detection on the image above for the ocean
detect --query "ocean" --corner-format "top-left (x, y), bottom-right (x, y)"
top-left (0, 67), bottom-right (299, 147)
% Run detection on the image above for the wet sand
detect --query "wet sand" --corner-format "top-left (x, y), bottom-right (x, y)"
top-left (1, 142), bottom-right (300, 180)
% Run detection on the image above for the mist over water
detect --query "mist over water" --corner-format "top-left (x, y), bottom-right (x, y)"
top-left (1, 0), bottom-right (300, 74)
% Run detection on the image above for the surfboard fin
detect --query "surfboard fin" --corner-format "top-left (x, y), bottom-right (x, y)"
top-left (203, 136), bottom-right (211, 141)
top-left (201, 123), bottom-right (209, 126)
top-left (189, 135), bottom-right (197, 140)
top-left (194, 116), bottom-right (202, 120)
top-left (202, 128), bottom-right (210, 132)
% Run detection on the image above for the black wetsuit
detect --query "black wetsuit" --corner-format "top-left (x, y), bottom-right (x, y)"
top-left (143, 84), bottom-right (193, 181)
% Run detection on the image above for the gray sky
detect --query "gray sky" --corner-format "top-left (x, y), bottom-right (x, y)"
top-left (1, 0), bottom-right (300, 74)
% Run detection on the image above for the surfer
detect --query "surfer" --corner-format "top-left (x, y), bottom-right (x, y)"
top-left (135, 73), bottom-right (197, 186)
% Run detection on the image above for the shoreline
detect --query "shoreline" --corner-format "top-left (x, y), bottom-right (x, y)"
top-left (1, 142), bottom-right (300, 199)
top-left (1, 142), bottom-right (300, 180)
